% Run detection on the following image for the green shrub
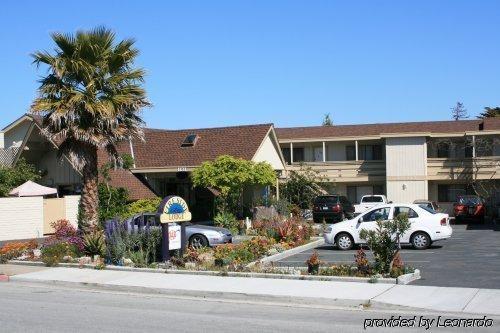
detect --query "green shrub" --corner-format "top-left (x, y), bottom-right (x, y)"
top-left (123, 198), bottom-right (162, 218)
top-left (214, 211), bottom-right (239, 233)
top-left (359, 214), bottom-right (411, 274)
top-left (83, 230), bottom-right (106, 257)
top-left (41, 242), bottom-right (77, 267)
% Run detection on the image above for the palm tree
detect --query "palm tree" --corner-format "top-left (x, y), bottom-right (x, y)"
top-left (31, 27), bottom-right (150, 228)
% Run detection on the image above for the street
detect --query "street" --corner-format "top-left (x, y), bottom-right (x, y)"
top-left (277, 223), bottom-right (500, 289)
top-left (0, 282), bottom-right (497, 333)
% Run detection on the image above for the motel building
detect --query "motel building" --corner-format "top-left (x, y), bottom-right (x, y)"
top-left (1, 114), bottom-right (500, 219)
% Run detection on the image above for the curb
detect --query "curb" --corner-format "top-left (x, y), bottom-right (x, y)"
top-left (247, 238), bottom-right (324, 268)
top-left (8, 277), bottom-right (373, 310)
top-left (7, 259), bottom-right (420, 284)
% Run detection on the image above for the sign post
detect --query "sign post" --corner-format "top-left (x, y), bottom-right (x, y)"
top-left (156, 195), bottom-right (192, 262)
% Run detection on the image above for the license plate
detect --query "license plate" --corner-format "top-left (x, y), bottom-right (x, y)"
top-left (322, 207), bottom-right (328, 211)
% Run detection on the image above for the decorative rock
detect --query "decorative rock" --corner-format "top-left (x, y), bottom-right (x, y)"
top-left (185, 262), bottom-right (196, 269)
top-left (33, 249), bottom-right (41, 259)
top-left (78, 256), bottom-right (92, 265)
top-left (62, 255), bottom-right (73, 262)
top-left (123, 258), bottom-right (134, 267)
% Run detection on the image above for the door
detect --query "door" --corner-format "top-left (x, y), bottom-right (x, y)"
top-left (354, 206), bottom-right (391, 243)
top-left (314, 147), bottom-right (323, 162)
top-left (393, 206), bottom-right (419, 243)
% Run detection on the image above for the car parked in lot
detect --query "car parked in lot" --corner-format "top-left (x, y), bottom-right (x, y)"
top-left (323, 203), bottom-right (452, 250)
top-left (124, 213), bottom-right (233, 248)
top-left (453, 195), bottom-right (486, 223)
top-left (354, 195), bottom-right (389, 214)
top-left (313, 195), bottom-right (355, 223)
top-left (413, 199), bottom-right (440, 212)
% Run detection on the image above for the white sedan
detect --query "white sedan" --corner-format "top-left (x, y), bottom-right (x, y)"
top-left (323, 203), bottom-right (453, 250)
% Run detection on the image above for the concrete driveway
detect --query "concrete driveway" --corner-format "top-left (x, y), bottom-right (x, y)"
top-left (276, 223), bottom-right (500, 289)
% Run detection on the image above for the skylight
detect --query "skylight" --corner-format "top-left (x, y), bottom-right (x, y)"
top-left (181, 134), bottom-right (198, 147)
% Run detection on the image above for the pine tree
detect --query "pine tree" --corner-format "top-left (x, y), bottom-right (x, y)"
top-left (451, 102), bottom-right (469, 121)
top-left (322, 113), bottom-right (333, 126)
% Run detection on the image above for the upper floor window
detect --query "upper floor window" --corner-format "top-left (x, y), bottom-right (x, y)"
top-left (280, 147), bottom-right (304, 163)
top-left (181, 134), bottom-right (198, 147)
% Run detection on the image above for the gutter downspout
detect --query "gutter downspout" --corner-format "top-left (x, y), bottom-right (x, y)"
top-left (129, 138), bottom-right (136, 168)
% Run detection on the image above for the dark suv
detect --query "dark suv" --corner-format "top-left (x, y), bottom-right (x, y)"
top-left (313, 195), bottom-right (355, 223)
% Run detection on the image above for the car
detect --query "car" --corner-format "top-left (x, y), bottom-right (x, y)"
top-left (453, 195), bottom-right (486, 223)
top-left (413, 199), bottom-right (440, 212)
top-left (354, 195), bottom-right (389, 214)
top-left (313, 195), bottom-right (355, 223)
top-left (323, 203), bottom-right (452, 250)
top-left (124, 213), bottom-right (233, 248)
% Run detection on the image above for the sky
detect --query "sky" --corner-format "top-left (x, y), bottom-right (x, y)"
top-left (1, 1), bottom-right (500, 130)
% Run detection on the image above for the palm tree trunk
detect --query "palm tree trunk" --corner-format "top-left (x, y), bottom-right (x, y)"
top-left (79, 146), bottom-right (99, 229)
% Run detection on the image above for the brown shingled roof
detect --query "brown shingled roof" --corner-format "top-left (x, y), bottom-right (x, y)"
top-left (130, 123), bottom-right (273, 168)
top-left (276, 119), bottom-right (500, 140)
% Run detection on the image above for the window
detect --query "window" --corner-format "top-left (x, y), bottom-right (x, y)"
top-left (437, 184), bottom-right (474, 202)
top-left (134, 214), bottom-right (157, 227)
top-left (362, 196), bottom-right (383, 203)
top-left (394, 206), bottom-right (418, 218)
top-left (346, 186), bottom-right (357, 204)
top-left (358, 145), bottom-right (383, 160)
top-left (437, 142), bottom-right (450, 158)
top-left (293, 147), bottom-right (304, 162)
top-left (282, 147), bottom-right (291, 164)
top-left (314, 196), bottom-right (339, 204)
top-left (363, 207), bottom-right (390, 222)
top-left (346, 145), bottom-right (356, 160)
top-left (181, 134), bottom-right (198, 147)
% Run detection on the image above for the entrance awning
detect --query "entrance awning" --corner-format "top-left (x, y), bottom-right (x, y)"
top-left (9, 180), bottom-right (58, 197)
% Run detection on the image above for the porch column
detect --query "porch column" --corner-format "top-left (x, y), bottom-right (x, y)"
top-left (355, 140), bottom-right (359, 161)
top-left (276, 177), bottom-right (280, 200)
top-left (472, 135), bottom-right (476, 158)
top-left (322, 141), bottom-right (326, 162)
top-left (290, 142), bottom-right (294, 164)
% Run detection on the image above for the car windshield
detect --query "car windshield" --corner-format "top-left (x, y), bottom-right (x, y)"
top-left (362, 196), bottom-right (383, 203)
top-left (419, 205), bottom-right (437, 214)
top-left (315, 196), bottom-right (338, 204)
top-left (458, 196), bottom-right (482, 205)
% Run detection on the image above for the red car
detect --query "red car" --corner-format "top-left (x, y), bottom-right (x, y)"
top-left (453, 195), bottom-right (486, 223)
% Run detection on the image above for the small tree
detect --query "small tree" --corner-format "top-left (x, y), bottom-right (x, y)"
top-left (478, 106), bottom-right (500, 119)
top-left (281, 165), bottom-right (326, 209)
top-left (191, 155), bottom-right (276, 214)
top-left (322, 113), bottom-right (333, 126)
top-left (451, 101), bottom-right (469, 121)
top-left (0, 158), bottom-right (41, 197)
top-left (359, 213), bottom-right (410, 274)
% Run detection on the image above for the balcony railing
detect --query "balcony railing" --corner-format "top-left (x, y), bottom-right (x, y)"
top-left (287, 160), bottom-right (386, 182)
top-left (427, 157), bottom-right (500, 181)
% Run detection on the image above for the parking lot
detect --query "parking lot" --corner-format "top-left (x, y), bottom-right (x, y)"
top-left (276, 222), bottom-right (500, 289)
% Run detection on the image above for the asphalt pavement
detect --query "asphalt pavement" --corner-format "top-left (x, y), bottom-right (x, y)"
top-left (276, 223), bottom-right (500, 289)
top-left (1, 282), bottom-right (497, 333)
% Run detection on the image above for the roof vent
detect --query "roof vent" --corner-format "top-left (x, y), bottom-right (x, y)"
top-left (181, 134), bottom-right (198, 147)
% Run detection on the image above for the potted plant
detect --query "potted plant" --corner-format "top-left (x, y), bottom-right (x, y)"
top-left (306, 251), bottom-right (322, 275)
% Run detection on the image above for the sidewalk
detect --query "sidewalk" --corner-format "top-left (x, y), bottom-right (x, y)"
top-left (7, 266), bottom-right (500, 316)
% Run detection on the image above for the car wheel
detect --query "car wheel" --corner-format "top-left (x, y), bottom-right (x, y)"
top-left (189, 234), bottom-right (209, 249)
top-left (335, 233), bottom-right (354, 251)
top-left (411, 232), bottom-right (430, 250)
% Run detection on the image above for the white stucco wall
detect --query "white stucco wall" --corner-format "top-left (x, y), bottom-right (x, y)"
top-left (385, 137), bottom-right (428, 202)
top-left (0, 197), bottom-right (44, 241)
top-left (253, 135), bottom-right (285, 170)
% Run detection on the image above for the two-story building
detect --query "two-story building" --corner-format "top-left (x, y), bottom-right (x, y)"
top-left (276, 119), bottom-right (500, 212)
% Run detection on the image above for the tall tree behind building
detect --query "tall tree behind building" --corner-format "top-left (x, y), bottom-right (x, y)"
top-left (322, 113), bottom-right (333, 126)
top-left (478, 106), bottom-right (500, 119)
top-left (451, 102), bottom-right (469, 120)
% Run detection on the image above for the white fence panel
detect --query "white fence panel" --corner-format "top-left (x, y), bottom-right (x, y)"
top-left (0, 197), bottom-right (44, 241)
